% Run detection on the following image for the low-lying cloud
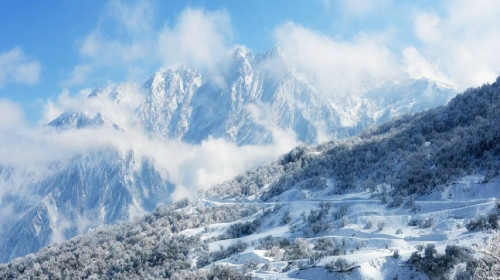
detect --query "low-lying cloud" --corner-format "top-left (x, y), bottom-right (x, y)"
top-left (0, 99), bottom-right (26, 129)
top-left (0, 88), bottom-right (298, 203)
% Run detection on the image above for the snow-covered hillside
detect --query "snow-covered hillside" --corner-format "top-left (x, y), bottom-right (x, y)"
top-left (1, 77), bottom-right (498, 279)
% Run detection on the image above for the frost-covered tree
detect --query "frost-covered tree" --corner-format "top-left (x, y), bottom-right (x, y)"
top-left (285, 238), bottom-right (311, 260)
top-left (470, 233), bottom-right (500, 279)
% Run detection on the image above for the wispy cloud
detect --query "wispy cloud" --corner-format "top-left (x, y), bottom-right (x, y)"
top-left (63, 64), bottom-right (93, 87)
top-left (403, 47), bottom-right (450, 84)
top-left (65, 1), bottom-right (155, 86)
top-left (274, 22), bottom-right (400, 98)
top-left (278, 0), bottom-right (500, 92)
top-left (408, 0), bottom-right (500, 89)
top-left (0, 47), bottom-right (41, 88)
top-left (40, 84), bottom-right (143, 127)
top-left (0, 99), bottom-right (26, 128)
top-left (65, 1), bottom-right (234, 87)
top-left (157, 8), bottom-right (233, 71)
top-left (0, 122), bottom-right (296, 201)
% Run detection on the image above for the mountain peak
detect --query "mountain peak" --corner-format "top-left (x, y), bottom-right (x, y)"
top-left (47, 111), bottom-right (122, 131)
top-left (47, 112), bottom-right (96, 129)
top-left (88, 87), bottom-right (106, 98)
top-left (229, 46), bottom-right (253, 72)
top-left (233, 46), bottom-right (249, 58)
top-left (257, 46), bottom-right (286, 62)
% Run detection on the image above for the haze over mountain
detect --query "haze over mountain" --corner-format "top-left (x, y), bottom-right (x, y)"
top-left (0, 47), bottom-right (456, 263)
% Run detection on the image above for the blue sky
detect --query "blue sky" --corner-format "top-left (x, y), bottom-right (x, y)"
top-left (1, 0), bottom-right (499, 123)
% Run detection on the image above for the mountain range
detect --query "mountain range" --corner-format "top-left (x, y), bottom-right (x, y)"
top-left (0, 76), bottom-right (498, 279)
top-left (0, 47), bottom-right (457, 263)
top-left (53, 47), bottom-right (456, 145)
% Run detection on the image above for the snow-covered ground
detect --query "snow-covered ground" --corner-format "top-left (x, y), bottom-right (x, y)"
top-left (187, 175), bottom-right (500, 279)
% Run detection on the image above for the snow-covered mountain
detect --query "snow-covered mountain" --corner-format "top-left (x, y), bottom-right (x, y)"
top-left (1, 76), bottom-right (498, 279)
top-left (137, 47), bottom-right (456, 145)
top-left (0, 47), bottom-right (457, 263)
top-left (0, 149), bottom-right (172, 263)
top-left (48, 47), bottom-right (455, 145)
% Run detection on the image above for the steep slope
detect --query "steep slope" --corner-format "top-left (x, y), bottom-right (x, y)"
top-left (138, 67), bottom-right (201, 140)
top-left (1, 78), bottom-right (498, 279)
top-left (0, 149), bottom-right (172, 263)
top-left (207, 77), bottom-right (500, 201)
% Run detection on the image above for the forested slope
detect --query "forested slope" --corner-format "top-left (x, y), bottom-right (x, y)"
top-left (207, 77), bottom-right (500, 202)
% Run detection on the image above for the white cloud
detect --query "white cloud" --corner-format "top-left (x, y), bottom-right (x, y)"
top-left (63, 64), bottom-right (93, 87)
top-left (414, 13), bottom-right (441, 44)
top-left (64, 0), bottom-right (157, 85)
top-left (0, 99), bottom-right (26, 129)
top-left (79, 30), bottom-right (152, 67)
top-left (403, 47), bottom-right (450, 84)
top-left (67, 2), bottom-right (234, 86)
top-left (167, 135), bottom-right (295, 201)
top-left (0, 47), bottom-right (41, 88)
top-left (274, 22), bottom-right (400, 99)
top-left (411, 0), bottom-right (500, 89)
top-left (319, 0), bottom-right (500, 89)
top-left (157, 8), bottom-right (233, 70)
top-left (0, 120), bottom-right (295, 201)
top-left (107, 0), bottom-right (154, 35)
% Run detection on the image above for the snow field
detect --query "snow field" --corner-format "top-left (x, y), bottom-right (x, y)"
top-left (186, 176), bottom-right (499, 279)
